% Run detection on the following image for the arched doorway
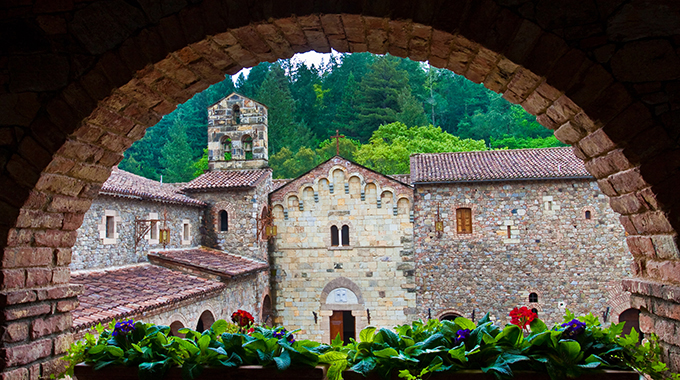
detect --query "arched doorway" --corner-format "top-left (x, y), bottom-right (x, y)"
top-left (196, 310), bottom-right (215, 333)
top-left (439, 312), bottom-right (462, 321)
top-left (169, 321), bottom-right (185, 337)
top-left (320, 278), bottom-right (366, 344)
top-left (619, 308), bottom-right (641, 340)
top-left (262, 294), bottom-right (273, 327)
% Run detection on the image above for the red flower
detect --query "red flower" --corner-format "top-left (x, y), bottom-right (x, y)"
top-left (509, 307), bottom-right (537, 329)
top-left (231, 310), bottom-right (254, 327)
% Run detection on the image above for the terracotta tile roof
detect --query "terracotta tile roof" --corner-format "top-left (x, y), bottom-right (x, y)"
top-left (71, 264), bottom-right (226, 331)
top-left (148, 247), bottom-right (268, 278)
top-left (272, 179), bottom-right (290, 191)
top-left (182, 169), bottom-right (270, 191)
top-left (101, 168), bottom-right (206, 207)
top-left (411, 147), bottom-right (591, 183)
top-left (388, 174), bottom-right (412, 185)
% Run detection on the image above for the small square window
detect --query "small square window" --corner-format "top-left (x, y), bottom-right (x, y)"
top-left (105, 216), bottom-right (115, 239)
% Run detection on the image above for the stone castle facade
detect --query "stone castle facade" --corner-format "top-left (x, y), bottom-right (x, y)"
top-left (70, 94), bottom-right (633, 342)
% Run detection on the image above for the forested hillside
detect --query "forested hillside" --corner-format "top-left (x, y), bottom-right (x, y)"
top-left (119, 53), bottom-right (563, 181)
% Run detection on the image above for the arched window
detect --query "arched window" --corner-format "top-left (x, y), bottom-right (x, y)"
top-left (242, 135), bottom-right (253, 159)
top-left (439, 312), bottom-right (462, 321)
top-left (456, 208), bottom-right (472, 234)
top-left (232, 104), bottom-right (240, 124)
top-left (219, 210), bottom-right (228, 232)
top-left (529, 292), bottom-right (538, 303)
top-left (585, 210), bottom-right (591, 219)
top-left (169, 321), bottom-right (185, 337)
top-left (221, 136), bottom-right (232, 160)
top-left (196, 310), bottom-right (215, 333)
top-left (341, 225), bottom-right (350, 246)
top-left (330, 226), bottom-right (339, 246)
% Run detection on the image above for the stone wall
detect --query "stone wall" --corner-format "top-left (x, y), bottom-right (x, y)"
top-left (189, 175), bottom-right (272, 262)
top-left (132, 270), bottom-right (269, 328)
top-left (414, 178), bottom-right (631, 326)
top-left (71, 196), bottom-right (203, 271)
top-left (270, 158), bottom-right (415, 343)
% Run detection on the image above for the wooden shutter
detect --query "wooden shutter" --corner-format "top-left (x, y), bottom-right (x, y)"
top-left (457, 208), bottom-right (472, 234)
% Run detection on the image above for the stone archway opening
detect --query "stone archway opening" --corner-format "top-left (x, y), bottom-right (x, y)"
top-left (196, 310), bottom-right (215, 333)
top-left (3, 1), bottom-right (680, 377)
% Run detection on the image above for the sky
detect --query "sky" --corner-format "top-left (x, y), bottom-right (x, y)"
top-left (232, 50), bottom-right (339, 82)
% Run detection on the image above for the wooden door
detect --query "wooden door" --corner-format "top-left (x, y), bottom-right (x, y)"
top-left (330, 311), bottom-right (343, 342)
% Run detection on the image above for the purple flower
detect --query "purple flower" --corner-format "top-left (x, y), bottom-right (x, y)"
top-left (273, 328), bottom-right (287, 339)
top-left (561, 319), bottom-right (586, 338)
top-left (112, 320), bottom-right (135, 337)
top-left (287, 334), bottom-right (295, 344)
top-left (454, 329), bottom-right (471, 345)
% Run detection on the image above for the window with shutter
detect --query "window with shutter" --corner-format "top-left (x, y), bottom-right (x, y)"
top-left (456, 208), bottom-right (472, 234)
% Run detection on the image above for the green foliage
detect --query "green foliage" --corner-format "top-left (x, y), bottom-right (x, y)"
top-left (354, 122), bottom-right (487, 175)
top-left (61, 311), bottom-right (678, 380)
top-left (161, 117), bottom-right (195, 182)
top-left (192, 149), bottom-right (209, 178)
top-left (119, 53), bottom-right (563, 181)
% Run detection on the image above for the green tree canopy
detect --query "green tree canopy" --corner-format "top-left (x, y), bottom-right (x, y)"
top-left (354, 122), bottom-right (487, 175)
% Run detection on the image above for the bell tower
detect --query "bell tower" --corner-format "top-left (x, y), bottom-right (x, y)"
top-left (207, 93), bottom-right (268, 170)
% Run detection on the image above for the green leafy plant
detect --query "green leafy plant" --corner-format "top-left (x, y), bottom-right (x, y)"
top-left (61, 310), bottom-right (679, 380)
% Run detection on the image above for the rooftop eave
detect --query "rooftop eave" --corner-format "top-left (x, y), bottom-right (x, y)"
top-left (413, 175), bottom-right (594, 185)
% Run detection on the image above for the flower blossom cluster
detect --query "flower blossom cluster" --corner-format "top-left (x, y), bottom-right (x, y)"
top-left (231, 310), bottom-right (254, 327)
top-left (509, 307), bottom-right (537, 329)
top-left (454, 329), bottom-right (471, 345)
top-left (112, 320), bottom-right (135, 337)
top-left (273, 328), bottom-right (295, 343)
top-left (561, 319), bottom-right (587, 338)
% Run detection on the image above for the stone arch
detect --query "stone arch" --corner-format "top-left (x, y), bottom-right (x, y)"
top-left (437, 309), bottom-right (464, 321)
top-left (169, 321), bottom-right (186, 337)
top-left (397, 197), bottom-right (411, 216)
top-left (3, 0), bottom-right (680, 375)
top-left (196, 310), bottom-right (216, 333)
top-left (320, 277), bottom-right (366, 344)
top-left (261, 293), bottom-right (273, 327)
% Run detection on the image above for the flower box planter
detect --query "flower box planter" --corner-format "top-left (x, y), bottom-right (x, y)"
top-left (341, 370), bottom-right (639, 380)
top-left (73, 364), bottom-right (327, 380)
top-left (74, 364), bottom-right (637, 380)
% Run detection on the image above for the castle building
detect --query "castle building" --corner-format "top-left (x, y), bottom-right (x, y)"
top-left (69, 94), bottom-right (634, 342)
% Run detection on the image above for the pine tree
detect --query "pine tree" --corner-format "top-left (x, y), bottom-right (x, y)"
top-left (161, 115), bottom-right (195, 182)
top-left (351, 55), bottom-right (411, 142)
top-left (256, 64), bottom-right (314, 154)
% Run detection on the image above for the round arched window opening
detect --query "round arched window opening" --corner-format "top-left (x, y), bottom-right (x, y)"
top-left (196, 310), bottom-right (215, 333)
top-left (341, 225), bottom-right (350, 246)
top-left (221, 136), bottom-right (232, 160)
top-left (439, 313), bottom-right (462, 321)
top-left (169, 321), bottom-right (185, 337)
top-left (232, 104), bottom-right (241, 124)
top-left (242, 135), bottom-right (253, 160)
top-left (218, 210), bottom-right (228, 232)
top-left (330, 225), bottom-right (339, 246)
top-left (529, 292), bottom-right (538, 303)
top-left (585, 210), bottom-right (592, 220)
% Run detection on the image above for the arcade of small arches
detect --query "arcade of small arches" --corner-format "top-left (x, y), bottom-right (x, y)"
top-left (3, 0), bottom-right (680, 377)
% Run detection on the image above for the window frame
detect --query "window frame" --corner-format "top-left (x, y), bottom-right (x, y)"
top-left (456, 208), bottom-right (473, 234)
top-left (218, 210), bottom-right (228, 232)
top-left (330, 226), bottom-right (339, 247)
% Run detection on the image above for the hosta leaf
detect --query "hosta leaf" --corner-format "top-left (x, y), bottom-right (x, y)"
top-left (273, 350), bottom-right (292, 371)
top-left (454, 317), bottom-right (476, 331)
top-left (210, 320), bottom-right (228, 336)
top-left (530, 318), bottom-right (548, 334)
top-left (373, 347), bottom-right (399, 358)
top-left (197, 335), bottom-right (210, 353)
top-left (105, 346), bottom-right (124, 357)
top-left (351, 357), bottom-right (377, 375)
top-left (360, 327), bottom-right (376, 342)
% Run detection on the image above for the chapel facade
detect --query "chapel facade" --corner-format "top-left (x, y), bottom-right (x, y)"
top-left (69, 94), bottom-right (633, 343)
